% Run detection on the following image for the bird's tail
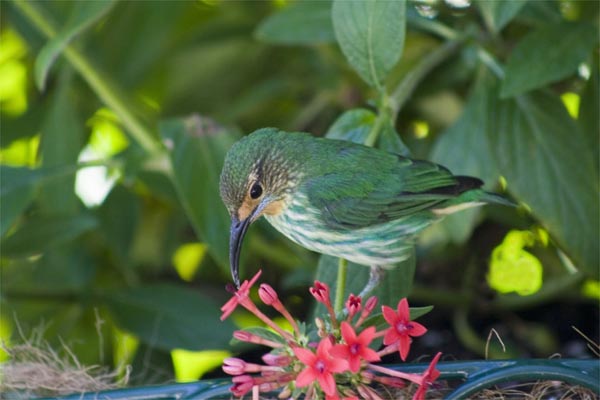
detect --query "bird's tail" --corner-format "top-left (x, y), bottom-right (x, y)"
top-left (432, 189), bottom-right (515, 216)
top-left (471, 189), bottom-right (516, 207)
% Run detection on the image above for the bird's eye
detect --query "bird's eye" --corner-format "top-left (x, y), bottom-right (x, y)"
top-left (250, 183), bottom-right (263, 199)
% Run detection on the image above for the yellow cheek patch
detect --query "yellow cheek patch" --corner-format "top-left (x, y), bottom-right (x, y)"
top-left (237, 197), bottom-right (256, 221)
top-left (237, 198), bottom-right (284, 221)
top-left (262, 199), bottom-right (285, 216)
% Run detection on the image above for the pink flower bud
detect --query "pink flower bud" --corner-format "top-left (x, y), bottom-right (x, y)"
top-left (231, 375), bottom-right (254, 397)
top-left (309, 281), bottom-right (331, 306)
top-left (233, 330), bottom-right (253, 342)
top-left (259, 283), bottom-right (279, 306)
top-left (262, 353), bottom-right (292, 367)
top-left (345, 294), bottom-right (361, 318)
top-left (222, 357), bottom-right (246, 375)
top-left (364, 296), bottom-right (378, 314)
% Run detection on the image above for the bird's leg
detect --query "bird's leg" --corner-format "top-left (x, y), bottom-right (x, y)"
top-left (359, 265), bottom-right (385, 299)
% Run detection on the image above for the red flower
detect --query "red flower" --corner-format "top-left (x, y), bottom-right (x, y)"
top-left (412, 352), bottom-right (442, 400)
top-left (331, 322), bottom-right (380, 372)
top-left (293, 338), bottom-right (348, 396)
top-left (309, 281), bottom-right (332, 307)
top-left (382, 298), bottom-right (427, 361)
top-left (220, 270), bottom-right (261, 321)
top-left (345, 294), bottom-right (361, 318)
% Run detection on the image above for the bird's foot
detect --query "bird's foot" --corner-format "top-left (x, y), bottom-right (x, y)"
top-left (359, 266), bottom-right (385, 299)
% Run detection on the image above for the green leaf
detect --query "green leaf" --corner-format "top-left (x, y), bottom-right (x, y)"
top-left (326, 108), bottom-right (376, 143)
top-left (1, 214), bottom-right (97, 258)
top-left (477, 0), bottom-right (528, 34)
top-left (326, 108), bottom-right (410, 156)
top-left (160, 115), bottom-right (239, 271)
top-left (501, 22), bottom-right (598, 97)
top-left (378, 119), bottom-right (410, 157)
top-left (34, 0), bottom-right (116, 90)
top-left (38, 72), bottom-right (83, 215)
top-left (255, 0), bottom-right (335, 45)
top-left (104, 284), bottom-right (235, 351)
top-left (578, 65), bottom-right (599, 169)
top-left (332, 0), bottom-right (406, 90)
top-left (98, 185), bottom-right (140, 263)
top-left (488, 91), bottom-right (599, 277)
top-left (0, 166), bottom-right (37, 237)
top-left (0, 164), bottom-right (82, 236)
top-left (429, 70), bottom-right (500, 243)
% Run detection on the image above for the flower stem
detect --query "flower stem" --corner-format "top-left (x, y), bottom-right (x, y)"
top-left (334, 258), bottom-right (348, 314)
top-left (367, 363), bottom-right (423, 385)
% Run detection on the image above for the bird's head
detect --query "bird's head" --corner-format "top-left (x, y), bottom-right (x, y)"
top-left (219, 128), bottom-right (301, 287)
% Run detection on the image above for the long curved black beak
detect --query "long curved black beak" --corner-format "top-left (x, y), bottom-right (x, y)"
top-left (229, 215), bottom-right (251, 288)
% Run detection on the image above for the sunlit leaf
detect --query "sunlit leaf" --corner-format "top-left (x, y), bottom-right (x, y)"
top-left (105, 284), bottom-right (235, 351)
top-left (34, 0), bottom-right (116, 90)
top-left (488, 230), bottom-right (543, 296)
top-left (477, 0), bottom-right (528, 34)
top-left (160, 115), bottom-right (240, 271)
top-left (488, 90), bottom-right (599, 277)
top-left (112, 326), bottom-right (139, 379)
top-left (501, 22), bottom-right (598, 97)
top-left (255, 0), bottom-right (335, 45)
top-left (172, 242), bottom-right (207, 282)
top-left (332, 0), bottom-right (406, 90)
top-left (171, 349), bottom-right (230, 382)
top-left (0, 135), bottom-right (39, 167)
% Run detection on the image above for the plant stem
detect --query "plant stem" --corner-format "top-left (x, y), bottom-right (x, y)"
top-left (11, 0), bottom-right (162, 155)
top-left (334, 258), bottom-right (348, 314)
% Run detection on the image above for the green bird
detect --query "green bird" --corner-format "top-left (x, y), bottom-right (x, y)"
top-left (219, 128), bottom-right (510, 293)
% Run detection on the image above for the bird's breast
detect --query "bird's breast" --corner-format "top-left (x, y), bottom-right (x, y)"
top-left (263, 193), bottom-right (418, 266)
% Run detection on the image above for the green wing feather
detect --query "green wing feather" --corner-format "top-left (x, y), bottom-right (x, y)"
top-left (304, 143), bottom-right (483, 230)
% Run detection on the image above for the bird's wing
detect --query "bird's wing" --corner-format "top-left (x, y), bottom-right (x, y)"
top-left (305, 151), bottom-right (482, 230)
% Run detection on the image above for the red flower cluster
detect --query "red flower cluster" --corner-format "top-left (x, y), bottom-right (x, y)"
top-left (220, 271), bottom-right (441, 399)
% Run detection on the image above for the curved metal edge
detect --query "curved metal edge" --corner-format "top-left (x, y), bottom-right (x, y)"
top-left (36, 359), bottom-right (599, 399)
top-left (445, 360), bottom-right (600, 399)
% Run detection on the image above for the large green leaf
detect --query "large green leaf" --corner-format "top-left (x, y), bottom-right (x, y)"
top-left (34, 0), bottom-right (116, 90)
top-left (0, 164), bottom-right (83, 237)
top-left (578, 65), bottom-right (599, 169)
top-left (501, 22), bottom-right (598, 97)
top-left (477, 0), bottom-right (528, 34)
top-left (160, 116), bottom-right (239, 271)
top-left (0, 166), bottom-right (37, 237)
top-left (1, 214), bottom-right (97, 258)
top-left (332, 0), bottom-right (406, 90)
top-left (38, 72), bottom-right (83, 215)
top-left (255, 0), bottom-right (335, 45)
top-left (104, 284), bottom-right (235, 350)
top-left (429, 70), bottom-right (501, 243)
top-left (488, 90), bottom-right (599, 277)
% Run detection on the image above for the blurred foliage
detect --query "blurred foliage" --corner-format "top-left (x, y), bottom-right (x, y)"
top-left (0, 0), bottom-right (598, 387)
